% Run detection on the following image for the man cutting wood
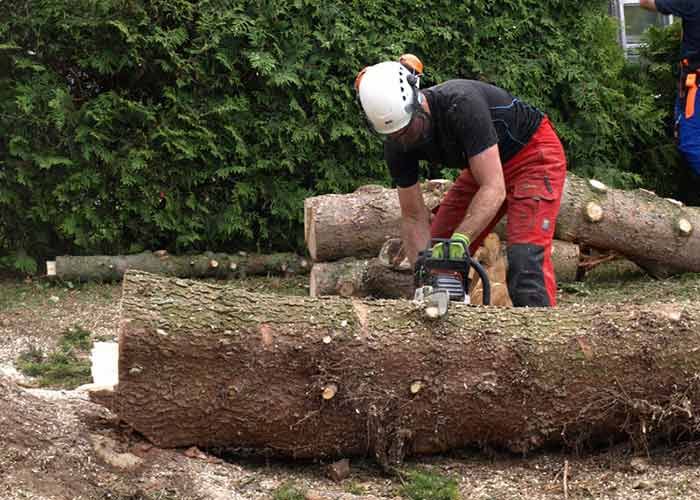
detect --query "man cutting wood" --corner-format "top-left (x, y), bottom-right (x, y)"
top-left (640, 0), bottom-right (700, 176)
top-left (354, 56), bottom-right (567, 306)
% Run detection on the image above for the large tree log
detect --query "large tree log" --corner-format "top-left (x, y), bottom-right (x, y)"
top-left (48, 251), bottom-right (310, 281)
top-left (305, 174), bottom-right (700, 276)
top-left (305, 180), bottom-right (452, 261)
top-left (111, 271), bottom-right (700, 467)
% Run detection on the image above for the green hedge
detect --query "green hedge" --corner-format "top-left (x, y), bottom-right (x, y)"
top-left (0, 0), bottom-right (688, 272)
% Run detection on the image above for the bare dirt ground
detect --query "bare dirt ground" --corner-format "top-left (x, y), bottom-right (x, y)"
top-left (2, 271), bottom-right (700, 500)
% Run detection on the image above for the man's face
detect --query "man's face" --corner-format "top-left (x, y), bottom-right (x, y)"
top-left (387, 111), bottom-right (432, 152)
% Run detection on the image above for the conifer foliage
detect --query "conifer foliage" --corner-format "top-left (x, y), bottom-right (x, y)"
top-left (0, 0), bottom-right (682, 271)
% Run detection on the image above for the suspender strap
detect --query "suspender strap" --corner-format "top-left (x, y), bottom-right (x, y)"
top-left (686, 73), bottom-right (697, 120)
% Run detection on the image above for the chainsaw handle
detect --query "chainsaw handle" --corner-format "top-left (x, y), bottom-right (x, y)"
top-left (470, 258), bottom-right (491, 306)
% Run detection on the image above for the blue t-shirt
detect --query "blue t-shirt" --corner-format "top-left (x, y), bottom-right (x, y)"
top-left (655, 0), bottom-right (700, 59)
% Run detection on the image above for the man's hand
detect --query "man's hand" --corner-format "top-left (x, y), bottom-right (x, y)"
top-left (431, 232), bottom-right (471, 259)
top-left (639, 0), bottom-right (657, 11)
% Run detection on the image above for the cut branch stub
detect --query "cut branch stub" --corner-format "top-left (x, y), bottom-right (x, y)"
top-left (585, 202), bottom-right (604, 223)
top-left (588, 179), bottom-right (608, 194)
top-left (322, 383), bottom-right (338, 400)
top-left (678, 218), bottom-right (693, 237)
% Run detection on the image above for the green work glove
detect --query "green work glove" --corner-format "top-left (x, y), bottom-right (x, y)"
top-left (431, 232), bottom-right (471, 260)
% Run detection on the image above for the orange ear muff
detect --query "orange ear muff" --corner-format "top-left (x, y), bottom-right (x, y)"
top-left (399, 54), bottom-right (424, 75)
top-left (354, 67), bottom-right (369, 93)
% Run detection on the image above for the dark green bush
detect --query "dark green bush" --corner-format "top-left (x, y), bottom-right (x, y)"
top-left (0, 0), bottom-right (687, 270)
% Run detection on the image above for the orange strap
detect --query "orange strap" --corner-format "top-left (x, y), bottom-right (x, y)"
top-left (686, 73), bottom-right (697, 119)
top-left (354, 67), bottom-right (368, 93)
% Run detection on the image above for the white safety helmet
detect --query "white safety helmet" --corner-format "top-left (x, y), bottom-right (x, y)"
top-left (355, 61), bottom-right (423, 135)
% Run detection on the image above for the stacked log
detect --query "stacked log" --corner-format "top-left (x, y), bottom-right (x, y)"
top-left (305, 173), bottom-right (699, 299)
top-left (309, 237), bottom-right (581, 301)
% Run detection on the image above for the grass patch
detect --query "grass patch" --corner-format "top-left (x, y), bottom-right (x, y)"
top-left (344, 481), bottom-right (366, 495)
top-left (16, 326), bottom-right (92, 389)
top-left (400, 469), bottom-right (460, 500)
top-left (559, 272), bottom-right (700, 306)
top-left (272, 482), bottom-right (305, 500)
top-left (0, 278), bottom-right (120, 310)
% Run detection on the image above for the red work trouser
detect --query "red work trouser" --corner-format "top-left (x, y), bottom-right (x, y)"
top-left (430, 116), bottom-right (567, 307)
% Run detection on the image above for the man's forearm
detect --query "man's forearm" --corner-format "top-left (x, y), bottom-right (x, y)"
top-left (639, 0), bottom-right (657, 12)
top-left (401, 215), bottom-right (431, 267)
top-left (453, 185), bottom-right (505, 244)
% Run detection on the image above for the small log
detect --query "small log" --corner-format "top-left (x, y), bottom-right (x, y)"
top-left (310, 259), bottom-right (414, 299)
top-left (48, 251), bottom-right (310, 281)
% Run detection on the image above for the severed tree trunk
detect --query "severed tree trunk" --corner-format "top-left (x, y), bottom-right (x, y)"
top-left (48, 251), bottom-right (310, 282)
top-left (305, 174), bottom-right (700, 277)
top-left (109, 271), bottom-right (700, 467)
top-left (305, 180), bottom-right (452, 262)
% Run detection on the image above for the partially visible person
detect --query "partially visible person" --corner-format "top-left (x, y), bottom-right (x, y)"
top-left (641, 0), bottom-right (700, 175)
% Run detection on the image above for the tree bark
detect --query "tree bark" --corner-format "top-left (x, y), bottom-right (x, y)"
top-left (555, 176), bottom-right (700, 277)
top-left (310, 258), bottom-right (413, 299)
top-left (305, 180), bottom-right (452, 262)
top-left (305, 174), bottom-right (700, 276)
top-left (111, 271), bottom-right (700, 467)
top-left (50, 251), bottom-right (309, 282)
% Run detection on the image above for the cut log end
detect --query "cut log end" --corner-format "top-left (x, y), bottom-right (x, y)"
top-left (678, 218), bottom-right (693, 237)
top-left (209, 259), bottom-right (219, 269)
top-left (307, 219), bottom-right (318, 262)
top-left (588, 179), bottom-right (608, 194)
top-left (584, 202), bottom-right (604, 223)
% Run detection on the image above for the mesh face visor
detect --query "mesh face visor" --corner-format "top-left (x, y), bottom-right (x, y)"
top-left (387, 106), bottom-right (434, 153)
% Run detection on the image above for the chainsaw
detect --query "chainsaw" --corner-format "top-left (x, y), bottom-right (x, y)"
top-left (413, 238), bottom-right (491, 318)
